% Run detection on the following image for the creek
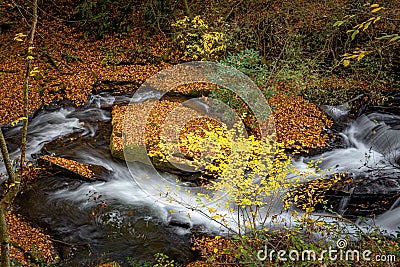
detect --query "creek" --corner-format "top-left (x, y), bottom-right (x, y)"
top-left (1, 91), bottom-right (399, 265)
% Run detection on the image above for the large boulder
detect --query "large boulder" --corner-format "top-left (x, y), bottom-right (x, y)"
top-left (109, 98), bottom-right (219, 175)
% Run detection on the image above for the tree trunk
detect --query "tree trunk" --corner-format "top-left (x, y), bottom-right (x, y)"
top-left (182, 0), bottom-right (192, 18)
top-left (20, 0), bottom-right (38, 172)
top-left (0, 128), bottom-right (17, 267)
top-left (0, 0), bottom-right (38, 265)
top-left (0, 130), bottom-right (16, 185)
top-left (0, 208), bottom-right (10, 267)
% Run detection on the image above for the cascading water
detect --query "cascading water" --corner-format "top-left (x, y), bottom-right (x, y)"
top-left (0, 108), bottom-right (84, 178)
top-left (2, 92), bottom-right (399, 265)
top-left (311, 113), bottom-right (400, 174)
top-left (309, 109), bottom-right (400, 234)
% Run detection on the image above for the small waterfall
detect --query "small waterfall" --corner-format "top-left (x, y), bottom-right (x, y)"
top-left (338, 196), bottom-right (351, 215)
top-left (375, 207), bottom-right (400, 234)
top-left (389, 196), bottom-right (400, 211)
top-left (314, 113), bottom-right (400, 175)
top-left (0, 108), bottom-right (85, 178)
top-left (353, 113), bottom-right (400, 167)
top-left (312, 111), bottom-right (400, 234)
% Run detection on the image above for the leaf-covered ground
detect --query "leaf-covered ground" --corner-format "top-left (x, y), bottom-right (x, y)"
top-left (111, 93), bottom-right (333, 161)
top-left (268, 93), bottom-right (333, 152)
top-left (0, 5), bottom-right (173, 125)
top-left (111, 97), bottom-right (222, 159)
top-left (6, 210), bottom-right (57, 265)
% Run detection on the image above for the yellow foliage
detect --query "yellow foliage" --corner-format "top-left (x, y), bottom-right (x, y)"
top-left (172, 15), bottom-right (227, 61)
top-left (155, 120), bottom-right (319, 232)
top-left (11, 116), bottom-right (27, 126)
top-left (13, 32), bottom-right (26, 42)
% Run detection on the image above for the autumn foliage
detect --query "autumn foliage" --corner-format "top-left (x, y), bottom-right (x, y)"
top-left (269, 93), bottom-right (333, 152)
top-left (41, 155), bottom-right (95, 179)
top-left (6, 211), bottom-right (57, 265)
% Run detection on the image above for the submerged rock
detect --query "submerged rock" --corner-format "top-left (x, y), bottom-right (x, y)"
top-left (168, 213), bottom-right (192, 229)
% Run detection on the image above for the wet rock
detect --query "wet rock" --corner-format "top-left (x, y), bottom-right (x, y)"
top-left (38, 156), bottom-right (111, 182)
top-left (363, 90), bottom-right (400, 116)
top-left (321, 103), bottom-right (351, 122)
top-left (320, 174), bottom-right (400, 219)
top-left (109, 98), bottom-right (208, 177)
top-left (92, 80), bottom-right (141, 95)
top-left (168, 213), bottom-right (191, 229)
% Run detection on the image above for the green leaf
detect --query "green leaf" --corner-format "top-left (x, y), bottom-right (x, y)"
top-left (377, 34), bottom-right (394, 40)
top-left (333, 20), bottom-right (344, 27)
top-left (390, 35), bottom-right (400, 42)
top-left (363, 21), bottom-right (372, 31)
top-left (373, 17), bottom-right (381, 23)
top-left (351, 29), bottom-right (359, 40)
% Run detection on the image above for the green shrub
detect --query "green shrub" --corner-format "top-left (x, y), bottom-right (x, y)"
top-left (220, 49), bottom-right (269, 89)
top-left (208, 49), bottom-right (273, 127)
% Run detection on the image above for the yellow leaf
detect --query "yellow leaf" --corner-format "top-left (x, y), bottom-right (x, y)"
top-left (370, 4), bottom-right (380, 8)
top-left (14, 33), bottom-right (26, 42)
top-left (11, 117), bottom-right (27, 126)
top-left (343, 59), bottom-right (350, 67)
top-left (29, 67), bottom-right (40, 76)
top-left (9, 181), bottom-right (20, 188)
top-left (371, 7), bottom-right (383, 13)
top-left (30, 71), bottom-right (39, 76)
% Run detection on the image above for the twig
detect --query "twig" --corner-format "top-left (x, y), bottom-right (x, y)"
top-left (150, 0), bottom-right (166, 39)
top-left (20, 0), bottom-right (38, 172)
top-left (0, 69), bottom-right (18, 73)
top-left (50, 238), bottom-right (90, 247)
top-left (225, 0), bottom-right (245, 21)
top-left (42, 51), bottom-right (74, 71)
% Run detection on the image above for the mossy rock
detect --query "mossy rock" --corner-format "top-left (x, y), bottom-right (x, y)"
top-left (110, 132), bottom-right (124, 160)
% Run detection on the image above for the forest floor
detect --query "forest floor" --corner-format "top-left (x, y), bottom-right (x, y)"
top-left (6, 210), bottom-right (57, 265)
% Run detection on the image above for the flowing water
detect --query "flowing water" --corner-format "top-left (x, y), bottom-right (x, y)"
top-left (1, 92), bottom-right (399, 265)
